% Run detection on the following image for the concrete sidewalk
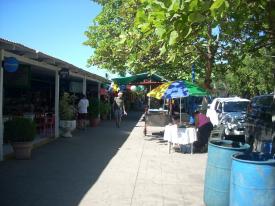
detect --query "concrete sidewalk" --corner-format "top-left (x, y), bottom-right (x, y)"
top-left (0, 112), bottom-right (207, 206)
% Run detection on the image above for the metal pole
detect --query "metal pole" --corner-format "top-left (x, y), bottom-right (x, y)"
top-left (0, 49), bottom-right (4, 161)
top-left (54, 70), bottom-right (60, 138)
top-left (148, 84), bottom-right (151, 109)
top-left (180, 98), bottom-right (182, 124)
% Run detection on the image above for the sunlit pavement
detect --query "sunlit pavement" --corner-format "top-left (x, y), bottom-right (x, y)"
top-left (0, 112), bottom-right (207, 206)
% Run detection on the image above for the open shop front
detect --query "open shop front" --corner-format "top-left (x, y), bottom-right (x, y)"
top-left (0, 39), bottom-right (108, 160)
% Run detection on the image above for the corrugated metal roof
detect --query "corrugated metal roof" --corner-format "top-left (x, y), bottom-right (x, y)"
top-left (0, 38), bottom-right (109, 83)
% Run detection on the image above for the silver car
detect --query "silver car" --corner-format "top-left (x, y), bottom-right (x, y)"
top-left (219, 101), bottom-right (250, 136)
top-left (207, 97), bottom-right (250, 137)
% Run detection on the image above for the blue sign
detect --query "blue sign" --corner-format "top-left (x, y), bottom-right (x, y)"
top-left (59, 68), bottom-right (69, 79)
top-left (3, 57), bottom-right (19, 72)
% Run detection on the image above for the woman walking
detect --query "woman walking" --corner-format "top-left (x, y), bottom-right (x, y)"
top-left (113, 92), bottom-right (127, 127)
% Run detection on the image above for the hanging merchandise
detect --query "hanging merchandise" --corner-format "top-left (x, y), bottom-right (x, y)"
top-left (119, 84), bottom-right (126, 92)
top-left (138, 85), bottom-right (145, 91)
top-left (112, 83), bottom-right (119, 92)
top-left (100, 88), bottom-right (107, 95)
top-left (126, 85), bottom-right (131, 90)
top-left (130, 85), bottom-right (137, 92)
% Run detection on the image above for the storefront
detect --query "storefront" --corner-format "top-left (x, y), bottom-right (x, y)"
top-left (0, 38), bottom-right (109, 161)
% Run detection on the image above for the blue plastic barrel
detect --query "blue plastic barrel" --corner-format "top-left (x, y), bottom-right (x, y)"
top-left (261, 140), bottom-right (273, 154)
top-left (204, 140), bottom-right (250, 206)
top-left (230, 153), bottom-right (275, 206)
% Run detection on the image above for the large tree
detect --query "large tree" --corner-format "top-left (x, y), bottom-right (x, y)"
top-left (85, 0), bottom-right (274, 93)
top-left (84, 0), bottom-right (214, 81)
top-left (212, 0), bottom-right (275, 90)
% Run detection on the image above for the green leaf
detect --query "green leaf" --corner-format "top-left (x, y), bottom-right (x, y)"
top-left (149, 11), bottom-right (166, 22)
top-left (155, 27), bottom-right (166, 38)
top-left (189, 0), bottom-right (198, 11)
top-left (153, 0), bottom-right (167, 9)
top-left (169, 30), bottom-right (179, 45)
top-left (168, 0), bottom-right (181, 12)
top-left (167, 53), bottom-right (176, 62)
top-left (159, 45), bottom-right (167, 55)
top-left (188, 12), bottom-right (204, 22)
top-left (184, 27), bottom-right (192, 38)
top-left (210, 0), bottom-right (225, 11)
top-left (135, 9), bottom-right (147, 26)
top-left (138, 23), bottom-right (151, 33)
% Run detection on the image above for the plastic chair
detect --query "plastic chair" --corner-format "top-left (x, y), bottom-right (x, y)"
top-left (35, 114), bottom-right (46, 136)
top-left (45, 114), bottom-right (55, 137)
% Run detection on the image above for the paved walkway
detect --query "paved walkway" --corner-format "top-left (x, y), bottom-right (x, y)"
top-left (0, 112), bottom-right (207, 206)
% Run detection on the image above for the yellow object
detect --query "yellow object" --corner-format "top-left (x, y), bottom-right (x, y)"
top-left (147, 82), bottom-right (171, 99)
top-left (112, 83), bottom-right (119, 92)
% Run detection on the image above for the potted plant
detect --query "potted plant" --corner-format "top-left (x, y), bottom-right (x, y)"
top-left (100, 102), bottom-right (111, 120)
top-left (4, 117), bottom-right (36, 159)
top-left (59, 92), bottom-right (76, 137)
top-left (88, 98), bottom-right (101, 127)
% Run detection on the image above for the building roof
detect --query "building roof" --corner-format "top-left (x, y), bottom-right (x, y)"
top-left (112, 72), bottom-right (167, 85)
top-left (0, 38), bottom-right (109, 83)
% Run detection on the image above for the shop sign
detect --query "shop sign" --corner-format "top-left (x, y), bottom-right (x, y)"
top-left (3, 57), bottom-right (19, 72)
top-left (59, 68), bottom-right (69, 79)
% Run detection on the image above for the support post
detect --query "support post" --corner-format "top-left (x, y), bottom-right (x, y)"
top-left (83, 76), bottom-right (87, 95)
top-left (54, 70), bottom-right (60, 138)
top-left (0, 49), bottom-right (4, 161)
top-left (98, 82), bottom-right (100, 118)
top-left (148, 85), bottom-right (151, 109)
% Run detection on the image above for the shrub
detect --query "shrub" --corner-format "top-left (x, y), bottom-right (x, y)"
top-left (4, 118), bottom-right (36, 142)
top-left (88, 98), bottom-right (100, 118)
top-left (59, 92), bottom-right (75, 120)
top-left (100, 102), bottom-right (111, 116)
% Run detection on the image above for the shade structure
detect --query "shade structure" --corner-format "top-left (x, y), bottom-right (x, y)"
top-left (112, 72), bottom-right (167, 85)
top-left (147, 80), bottom-right (208, 100)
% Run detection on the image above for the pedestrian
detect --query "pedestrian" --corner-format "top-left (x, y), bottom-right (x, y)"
top-left (78, 94), bottom-right (89, 129)
top-left (193, 110), bottom-right (213, 152)
top-left (113, 92), bottom-right (127, 127)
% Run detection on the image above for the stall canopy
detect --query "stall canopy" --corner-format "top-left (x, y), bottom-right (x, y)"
top-left (112, 72), bottom-right (167, 85)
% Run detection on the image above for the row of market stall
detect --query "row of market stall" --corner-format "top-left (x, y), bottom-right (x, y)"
top-left (0, 38), bottom-right (109, 161)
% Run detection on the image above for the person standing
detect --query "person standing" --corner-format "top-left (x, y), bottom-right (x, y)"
top-left (113, 92), bottom-right (127, 127)
top-left (78, 94), bottom-right (89, 130)
top-left (193, 110), bottom-right (213, 152)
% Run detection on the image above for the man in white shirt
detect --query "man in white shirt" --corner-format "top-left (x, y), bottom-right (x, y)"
top-left (78, 94), bottom-right (89, 129)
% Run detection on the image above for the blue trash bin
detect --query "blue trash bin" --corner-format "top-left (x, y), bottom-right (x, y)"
top-left (204, 140), bottom-right (250, 206)
top-left (230, 152), bottom-right (275, 206)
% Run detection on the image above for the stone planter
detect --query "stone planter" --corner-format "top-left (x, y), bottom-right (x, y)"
top-left (12, 142), bottom-right (33, 160)
top-left (90, 117), bottom-right (100, 127)
top-left (60, 120), bottom-right (76, 137)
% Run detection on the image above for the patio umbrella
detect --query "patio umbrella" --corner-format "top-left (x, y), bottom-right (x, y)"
top-left (147, 80), bottom-right (208, 99)
top-left (147, 80), bottom-right (208, 123)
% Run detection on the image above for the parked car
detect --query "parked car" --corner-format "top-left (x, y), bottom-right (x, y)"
top-left (206, 97), bottom-right (250, 138)
top-left (245, 94), bottom-right (274, 152)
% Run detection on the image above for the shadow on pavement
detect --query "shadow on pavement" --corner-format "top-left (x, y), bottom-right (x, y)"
top-left (0, 112), bottom-right (142, 206)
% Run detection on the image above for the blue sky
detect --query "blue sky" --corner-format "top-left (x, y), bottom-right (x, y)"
top-left (0, 0), bottom-right (116, 78)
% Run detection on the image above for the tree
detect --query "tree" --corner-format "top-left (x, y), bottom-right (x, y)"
top-left (210, 0), bottom-right (275, 91)
top-left (213, 49), bottom-right (272, 97)
top-left (85, 0), bottom-right (274, 93)
top-left (85, 0), bottom-right (211, 81)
